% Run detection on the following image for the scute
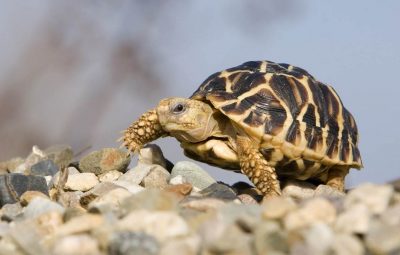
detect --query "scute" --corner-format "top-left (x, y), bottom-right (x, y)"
top-left (191, 60), bottom-right (362, 168)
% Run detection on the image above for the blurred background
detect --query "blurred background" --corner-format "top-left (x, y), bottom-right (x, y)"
top-left (0, 1), bottom-right (399, 187)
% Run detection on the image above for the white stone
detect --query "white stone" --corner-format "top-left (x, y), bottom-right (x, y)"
top-left (332, 234), bottom-right (365, 255)
top-left (113, 180), bottom-right (144, 194)
top-left (345, 183), bottom-right (394, 215)
top-left (99, 170), bottom-right (122, 182)
top-left (169, 175), bottom-right (187, 185)
top-left (64, 173), bottom-right (99, 191)
top-left (335, 203), bottom-right (370, 234)
top-left (52, 234), bottom-right (100, 255)
top-left (284, 198), bottom-right (336, 230)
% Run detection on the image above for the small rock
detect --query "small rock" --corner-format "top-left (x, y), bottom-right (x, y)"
top-left (181, 198), bottom-right (226, 212)
top-left (0, 174), bottom-right (49, 207)
top-left (314, 184), bottom-right (345, 198)
top-left (20, 190), bottom-right (49, 206)
top-left (108, 231), bottom-right (160, 255)
top-left (30, 159), bottom-right (59, 176)
top-left (58, 191), bottom-right (83, 208)
top-left (365, 219), bottom-right (400, 254)
top-left (88, 188), bottom-right (132, 215)
top-left (0, 157), bottom-right (24, 173)
top-left (117, 210), bottom-right (189, 241)
top-left (381, 203), bottom-right (400, 226)
top-left (142, 165), bottom-right (169, 189)
top-left (64, 173), bottom-right (99, 191)
top-left (117, 164), bottom-right (153, 184)
top-left (254, 221), bottom-right (288, 255)
top-left (284, 197), bottom-right (336, 230)
top-left (170, 161), bottom-right (216, 190)
top-left (335, 203), bottom-right (370, 234)
top-left (112, 180), bottom-right (144, 194)
top-left (1, 203), bottom-right (22, 221)
top-left (302, 222), bottom-right (334, 255)
top-left (159, 235), bottom-right (200, 255)
top-left (345, 183), bottom-right (394, 215)
top-left (164, 183), bottom-right (193, 198)
top-left (55, 214), bottom-right (104, 236)
top-left (120, 189), bottom-right (178, 214)
top-left (99, 170), bottom-right (122, 183)
top-left (169, 175), bottom-right (187, 185)
top-left (207, 224), bottom-right (253, 255)
top-left (8, 220), bottom-right (48, 255)
top-left (36, 211), bottom-right (64, 236)
top-left (44, 144), bottom-right (73, 168)
top-left (390, 178), bottom-right (400, 192)
top-left (237, 194), bottom-right (258, 204)
top-left (262, 196), bottom-right (297, 220)
top-left (52, 234), bottom-right (100, 255)
top-left (138, 144), bottom-right (168, 169)
top-left (50, 166), bottom-right (80, 187)
top-left (79, 148), bottom-right (131, 175)
top-left (17, 145), bottom-right (47, 174)
top-left (282, 179), bottom-right (316, 201)
top-left (332, 234), bottom-right (365, 255)
top-left (63, 207), bottom-right (86, 222)
top-left (23, 197), bottom-right (65, 219)
top-left (200, 183), bottom-right (237, 200)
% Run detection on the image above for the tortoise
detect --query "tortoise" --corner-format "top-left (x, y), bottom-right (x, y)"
top-left (120, 60), bottom-right (362, 197)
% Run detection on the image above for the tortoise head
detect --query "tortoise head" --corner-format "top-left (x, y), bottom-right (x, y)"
top-left (156, 97), bottom-right (218, 143)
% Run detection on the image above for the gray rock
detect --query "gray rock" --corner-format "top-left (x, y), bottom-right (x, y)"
top-left (0, 174), bottom-right (49, 207)
top-left (120, 189), bottom-right (178, 215)
top-left (17, 145), bottom-right (47, 174)
top-left (117, 164), bottom-right (153, 184)
top-left (0, 203), bottom-right (22, 221)
top-left (44, 144), bottom-right (73, 168)
top-left (117, 210), bottom-right (189, 242)
top-left (284, 197), bottom-right (336, 230)
top-left (50, 166), bottom-right (80, 188)
top-left (345, 183), bottom-right (394, 215)
top-left (169, 175), bottom-right (187, 185)
top-left (30, 160), bottom-right (59, 176)
top-left (64, 173), bottom-right (99, 191)
top-left (314, 184), bottom-right (345, 198)
top-left (200, 183), bottom-right (237, 200)
top-left (365, 219), bottom-right (400, 254)
top-left (207, 224), bottom-right (253, 255)
top-left (22, 197), bottom-right (64, 219)
top-left (142, 165), bottom-right (169, 189)
top-left (88, 187), bottom-right (132, 215)
top-left (170, 161), bottom-right (216, 190)
top-left (254, 221), bottom-right (288, 255)
top-left (112, 180), bottom-right (144, 194)
top-left (108, 231), bottom-right (160, 255)
top-left (52, 234), bottom-right (100, 255)
top-left (79, 148), bottom-right (131, 175)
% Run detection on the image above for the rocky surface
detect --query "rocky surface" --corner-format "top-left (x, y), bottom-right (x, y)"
top-left (0, 144), bottom-right (399, 255)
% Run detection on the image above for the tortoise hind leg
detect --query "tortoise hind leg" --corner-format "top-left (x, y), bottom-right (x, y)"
top-left (236, 136), bottom-right (281, 198)
top-left (326, 166), bottom-right (349, 192)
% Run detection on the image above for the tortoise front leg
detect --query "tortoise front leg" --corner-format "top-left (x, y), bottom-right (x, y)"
top-left (326, 166), bottom-right (349, 192)
top-left (236, 136), bottom-right (281, 198)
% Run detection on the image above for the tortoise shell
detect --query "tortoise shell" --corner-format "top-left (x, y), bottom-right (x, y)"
top-left (191, 60), bottom-right (362, 177)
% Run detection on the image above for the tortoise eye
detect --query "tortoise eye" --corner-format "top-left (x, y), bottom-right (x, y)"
top-left (172, 103), bottom-right (185, 113)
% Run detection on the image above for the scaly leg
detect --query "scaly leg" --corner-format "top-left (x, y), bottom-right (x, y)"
top-left (236, 136), bottom-right (281, 198)
top-left (326, 166), bottom-right (349, 192)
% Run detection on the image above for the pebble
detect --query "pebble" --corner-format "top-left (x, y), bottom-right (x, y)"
top-left (332, 233), bottom-right (365, 255)
top-left (20, 190), bottom-right (49, 206)
top-left (55, 214), bottom-right (104, 236)
top-left (365, 219), bottom-right (400, 254)
top-left (284, 197), bottom-right (336, 230)
top-left (64, 173), bottom-right (99, 191)
top-left (170, 161), bottom-right (216, 190)
top-left (117, 164), bottom-right (153, 184)
top-left (0, 174), bottom-right (49, 207)
top-left (344, 183), bottom-right (394, 215)
top-left (138, 144), bottom-right (168, 169)
top-left (169, 175), bottom-right (187, 185)
top-left (79, 148), bottom-right (131, 175)
top-left (142, 165), bottom-right (170, 189)
top-left (200, 183), bottom-right (237, 200)
top-left (108, 231), bottom-right (160, 255)
top-left (335, 203), bottom-right (370, 234)
top-left (30, 159), bottom-right (59, 176)
top-left (0, 157), bottom-right (24, 173)
top-left (44, 144), bottom-right (73, 168)
top-left (120, 189), bottom-right (178, 214)
top-left (112, 180), bottom-right (144, 194)
top-left (1, 203), bottom-right (22, 221)
top-left (254, 221), bottom-right (288, 255)
top-left (88, 187), bottom-right (132, 215)
top-left (52, 234), bottom-right (100, 255)
top-left (282, 179), bottom-right (316, 201)
top-left (99, 170), bottom-right (122, 182)
top-left (22, 197), bottom-right (65, 219)
top-left (181, 198), bottom-right (226, 212)
top-left (118, 210), bottom-right (190, 241)
top-left (164, 183), bottom-right (193, 199)
top-left (237, 193), bottom-right (259, 204)
top-left (262, 196), bottom-right (297, 220)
